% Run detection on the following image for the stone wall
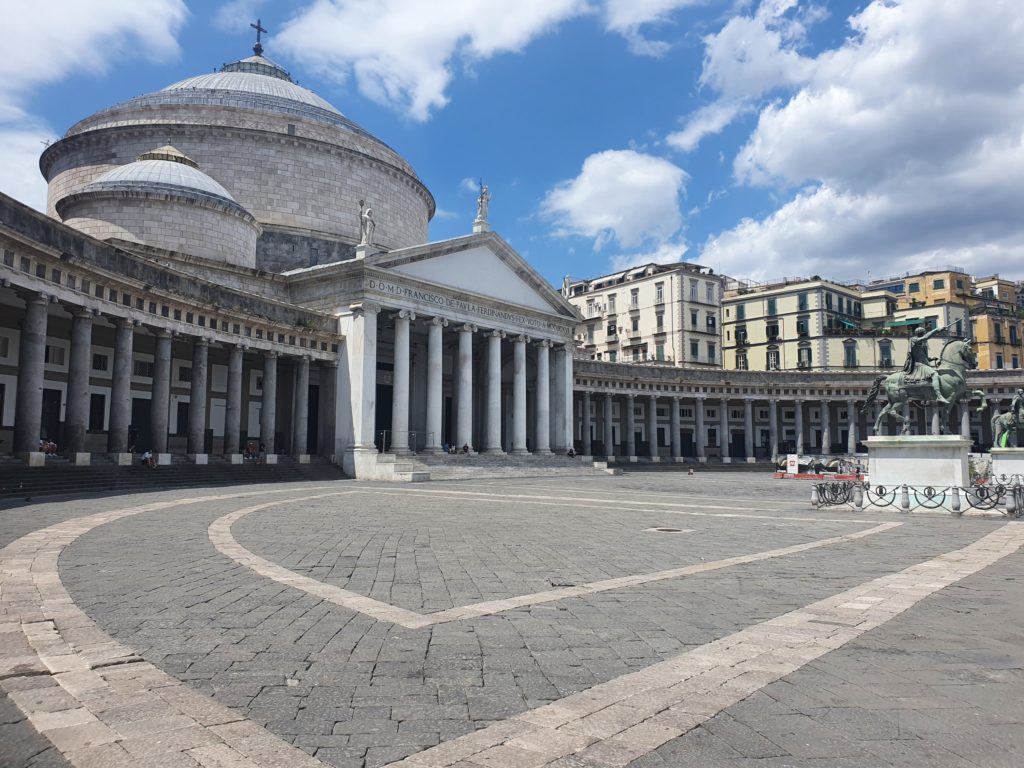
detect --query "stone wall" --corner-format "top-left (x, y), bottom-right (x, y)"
top-left (60, 196), bottom-right (259, 269)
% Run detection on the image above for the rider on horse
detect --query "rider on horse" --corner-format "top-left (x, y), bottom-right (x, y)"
top-left (903, 326), bottom-right (949, 404)
top-left (1012, 388), bottom-right (1024, 426)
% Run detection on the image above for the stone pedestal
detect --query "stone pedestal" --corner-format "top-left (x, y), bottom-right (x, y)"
top-left (296, 454), bottom-right (310, 464)
top-left (227, 453), bottom-right (243, 465)
top-left (867, 435), bottom-right (970, 489)
top-left (20, 452), bottom-right (46, 467)
top-left (156, 453), bottom-right (172, 466)
top-left (265, 453), bottom-right (278, 465)
top-left (990, 448), bottom-right (1024, 481)
top-left (70, 452), bottom-right (91, 466)
top-left (189, 453), bottom-right (208, 465)
top-left (110, 452), bottom-right (133, 466)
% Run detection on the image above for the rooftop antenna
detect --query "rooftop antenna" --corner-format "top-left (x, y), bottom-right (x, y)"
top-left (250, 18), bottom-right (267, 57)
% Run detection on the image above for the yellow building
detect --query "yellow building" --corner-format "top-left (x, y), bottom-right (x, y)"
top-left (970, 277), bottom-right (1022, 370)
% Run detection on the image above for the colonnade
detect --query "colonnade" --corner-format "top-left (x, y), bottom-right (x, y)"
top-left (9, 292), bottom-right (328, 462)
top-left (572, 392), bottom-right (984, 462)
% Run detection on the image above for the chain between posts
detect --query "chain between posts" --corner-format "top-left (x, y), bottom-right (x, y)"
top-left (811, 477), bottom-right (1024, 517)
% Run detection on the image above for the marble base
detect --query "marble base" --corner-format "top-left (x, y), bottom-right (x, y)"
top-left (20, 452), bottom-right (46, 467)
top-left (156, 453), bottom-right (172, 466)
top-left (265, 453), bottom-right (278, 465)
top-left (867, 435), bottom-right (970, 489)
top-left (649, 456), bottom-right (661, 463)
top-left (990, 448), bottom-right (1024, 481)
top-left (227, 453), bottom-right (243, 465)
top-left (110, 452), bottom-right (132, 466)
top-left (71, 452), bottom-right (91, 466)
top-left (296, 454), bottom-right (310, 464)
top-left (189, 453), bottom-right (208, 465)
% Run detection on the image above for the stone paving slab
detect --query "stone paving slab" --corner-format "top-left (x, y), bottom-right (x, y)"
top-left (2, 474), bottom-right (1022, 767)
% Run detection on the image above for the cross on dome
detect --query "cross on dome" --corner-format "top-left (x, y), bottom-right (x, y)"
top-left (250, 18), bottom-right (267, 56)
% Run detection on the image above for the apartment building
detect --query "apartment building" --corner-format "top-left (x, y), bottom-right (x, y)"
top-left (970, 276), bottom-right (1022, 370)
top-left (562, 262), bottom-right (723, 367)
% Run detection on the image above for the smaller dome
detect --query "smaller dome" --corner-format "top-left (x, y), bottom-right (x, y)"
top-left (81, 148), bottom-right (247, 214)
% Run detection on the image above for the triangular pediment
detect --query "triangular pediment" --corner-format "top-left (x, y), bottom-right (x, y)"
top-left (369, 233), bottom-right (578, 318)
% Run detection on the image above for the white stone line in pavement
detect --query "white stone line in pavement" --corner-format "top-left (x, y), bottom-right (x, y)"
top-left (210, 493), bottom-right (900, 628)
top-left (371, 485), bottom-right (869, 524)
top-left (0, 488), bottom-right (340, 768)
top-left (384, 522), bottom-right (1024, 768)
top-left (459, 481), bottom-right (807, 508)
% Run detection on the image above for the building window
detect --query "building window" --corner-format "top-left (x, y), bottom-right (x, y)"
top-left (798, 345), bottom-right (812, 369)
top-left (796, 315), bottom-right (809, 337)
top-left (690, 340), bottom-right (699, 360)
top-left (179, 365), bottom-right (192, 382)
top-left (825, 293), bottom-right (833, 310)
top-left (766, 321), bottom-right (779, 340)
top-left (706, 313), bottom-right (716, 331)
top-left (736, 303), bottom-right (745, 321)
top-left (44, 345), bottom-right (66, 366)
top-left (92, 353), bottom-right (108, 371)
top-left (1013, 355), bottom-right (1020, 369)
top-left (1011, 325), bottom-right (1019, 345)
top-left (655, 343), bottom-right (665, 361)
top-left (706, 283), bottom-right (715, 304)
top-left (707, 342), bottom-right (716, 363)
top-left (933, 278), bottom-right (945, 289)
top-left (909, 282), bottom-right (920, 293)
top-left (0, 336), bottom-right (8, 358)
top-left (994, 323), bottom-right (1004, 344)
top-left (587, 325), bottom-right (595, 343)
top-left (608, 294), bottom-right (616, 313)
top-left (736, 325), bottom-right (747, 344)
top-left (690, 279), bottom-right (698, 301)
top-left (690, 310), bottom-right (698, 329)
top-left (630, 288), bottom-right (639, 309)
top-left (632, 348), bottom-right (641, 361)
top-left (656, 313), bottom-right (664, 331)
top-left (133, 360), bottom-right (154, 378)
top-left (996, 353), bottom-right (1005, 369)
top-left (586, 299), bottom-right (595, 317)
top-left (737, 351), bottom-right (748, 370)
top-left (607, 321), bottom-right (617, 336)
top-left (879, 340), bottom-right (893, 367)
top-left (608, 350), bottom-right (617, 362)
top-left (798, 292), bottom-right (808, 311)
top-left (631, 316), bottom-right (639, 332)
top-left (767, 298), bottom-right (777, 316)
top-left (767, 347), bottom-right (780, 370)
top-left (655, 283), bottom-right (664, 303)
top-left (844, 340), bottom-right (858, 368)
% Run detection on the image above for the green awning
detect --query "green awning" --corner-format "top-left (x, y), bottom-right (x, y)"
top-left (836, 316), bottom-right (858, 328)
top-left (886, 318), bottom-right (921, 327)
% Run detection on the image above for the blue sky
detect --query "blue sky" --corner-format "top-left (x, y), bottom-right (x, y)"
top-left (3, 0), bottom-right (1023, 286)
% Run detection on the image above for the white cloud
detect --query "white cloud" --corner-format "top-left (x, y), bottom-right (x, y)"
top-left (609, 238), bottom-right (689, 272)
top-left (213, 0), bottom-right (269, 33)
top-left (603, 0), bottom-right (703, 56)
top-left (701, 0), bottom-right (1024, 281)
top-left (275, 0), bottom-right (586, 121)
top-left (542, 149), bottom-right (688, 251)
top-left (459, 177), bottom-right (481, 194)
top-left (667, 100), bottom-right (744, 152)
top-left (0, 0), bottom-right (187, 210)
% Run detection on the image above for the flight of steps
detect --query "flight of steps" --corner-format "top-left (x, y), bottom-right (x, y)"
top-left (0, 454), bottom-right (348, 503)
top-left (610, 458), bottom-right (778, 473)
top-left (388, 451), bottom-right (610, 481)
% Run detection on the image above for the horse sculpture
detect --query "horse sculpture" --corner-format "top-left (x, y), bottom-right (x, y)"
top-left (992, 412), bottom-right (1020, 447)
top-left (862, 337), bottom-right (987, 435)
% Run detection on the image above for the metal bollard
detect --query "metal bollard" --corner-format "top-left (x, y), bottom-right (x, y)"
top-left (951, 485), bottom-right (961, 515)
top-left (810, 484), bottom-right (819, 508)
top-left (1007, 485), bottom-right (1018, 518)
top-left (900, 484), bottom-right (910, 513)
top-left (853, 483), bottom-right (864, 511)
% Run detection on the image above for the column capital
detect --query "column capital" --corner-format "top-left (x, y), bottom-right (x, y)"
top-left (459, 323), bottom-right (477, 333)
top-left (487, 328), bottom-right (506, 339)
top-left (430, 316), bottom-right (449, 328)
top-left (150, 326), bottom-right (173, 338)
top-left (18, 290), bottom-right (52, 306)
top-left (350, 301), bottom-right (382, 317)
top-left (392, 309), bottom-right (416, 322)
top-left (535, 338), bottom-right (554, 349)
top-left (513, 334), bottom-right (531, 344)
top-left (626, 393), bottom-right (636, 401)
top-left (264, 350), bottom-right (279, 359)
top-left (70, 306), bottom-right (97, 319)
top-left (192, 336), bottom-right (210, 347)
top-left (113, 316), bottom-right (138, 329)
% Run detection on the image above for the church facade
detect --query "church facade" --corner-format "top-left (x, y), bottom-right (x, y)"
top-left (1, 47), bottom-right (1021, 477)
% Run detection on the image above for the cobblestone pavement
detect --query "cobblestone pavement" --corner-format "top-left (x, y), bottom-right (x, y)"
top-left (1, 473), bottom-right (1022, 767)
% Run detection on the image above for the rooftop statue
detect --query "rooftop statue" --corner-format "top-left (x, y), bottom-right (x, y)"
top-left (862, 326), bottom-right (988, 435)
top-left (475, 181), bottom-right (490, 223)
top-left (359, 200), bottom-right (375, 247)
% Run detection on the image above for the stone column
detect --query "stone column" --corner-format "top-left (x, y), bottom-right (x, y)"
top-left (151, 331), bottom-right (172, 456)
top-left (293, 355), bottom-right (310, 457)
top-left (560, 346), bottom-right (574, 452)
top-left (457, 324), bottom-right (476, 451)
top-left (188, 338), bottom-right (209, 457)
top-left (719, 397), bottom-right (730, 462)
top-left (743, 398), bottom-right (754, 462)
top-left (768, 398), bottom-right (779, 461)
top-left (225, 344), bottom-right (243, 456)
top-left (425, 317), bottom-right (446, 452)
top-left (261, 351), bottom-right (278, 454)
top-left (511, 335), bottom-right (529, 454)
top-left (625, 394), bottom-right (636, 459)
top-left (847, 399), bottom-right (858, 453)
top-left (646, 395), bottom-right (658, 459)
top-left (319, 360), bottom-right (338, 458)
top-left (390, 310), bottom-right (414, 453)
top-left (931, 405), bottom-right (941, 436)
top-left (107, 318), bottom-right (134, 455)
top-left (534, 340), bottom-right (552, 454)
top-left (64, 308), bottom-right (93, 459)
top-left (484, 330), bottom-right (504, 453)
top-left (338, 303), bottom-right (380, 475)
top-left (670, 397), bottom-right (681, 460)
top-left (13, 294), bottom-right (49, 456)
top-left (795, 399), bottom-right (805, 454)
top-left (581, 391), bottom-right (592, 456)
top-left (820, 400), bottom-right (831, 454)
top-left (695, 396), bottom-right (706, 462)
top-left (960, 401), bottom-right (971, 440)
top-left (603, 392), bottom-right (615, 459)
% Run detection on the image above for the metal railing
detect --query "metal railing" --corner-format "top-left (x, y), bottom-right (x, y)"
top-left (811, 477), bottom-right (1024, 516)
top-left (375, 430), bottom-right (436, 453)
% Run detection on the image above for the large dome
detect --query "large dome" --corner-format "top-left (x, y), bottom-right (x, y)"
top-left (41, 51), bottom-right (435, 273)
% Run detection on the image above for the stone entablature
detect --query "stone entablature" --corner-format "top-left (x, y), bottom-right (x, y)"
top-left (0, 195), bottom-right (340, 360)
